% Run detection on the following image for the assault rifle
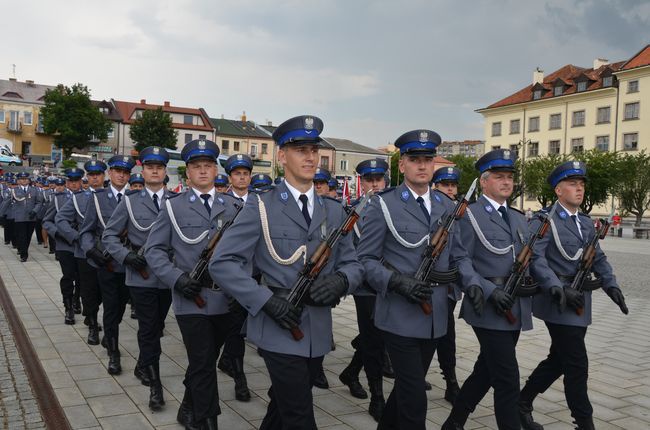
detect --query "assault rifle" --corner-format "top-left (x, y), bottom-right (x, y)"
top-left (121, 230), bottom-right (149, 280)
top-left (286, 192), bottom-right (373, 341)
top-left (189, 203), bottom-right (243, 308)
top-left (414, 178), bottom-right (478, 314)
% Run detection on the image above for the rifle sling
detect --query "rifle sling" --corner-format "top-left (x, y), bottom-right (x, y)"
top-left (486, 276), bottom-right (539, 297)
top-left (558, 274), bottom-right (602, 291)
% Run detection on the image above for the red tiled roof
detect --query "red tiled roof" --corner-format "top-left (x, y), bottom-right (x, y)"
top-left (620, 44), bottom-right (650, 71)
top-left (482, 62), bottom-right (625, 110)
top-left (113, 100), bottom-right (213, 131)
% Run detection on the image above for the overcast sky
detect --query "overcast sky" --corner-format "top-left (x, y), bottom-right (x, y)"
top-left (4, 0), bottom-right (650, 147)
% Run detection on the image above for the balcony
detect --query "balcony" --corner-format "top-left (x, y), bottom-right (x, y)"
top-left (35, 124), bottom-right (46, 134)
top-left (7, 121), bottom-right (22, 134)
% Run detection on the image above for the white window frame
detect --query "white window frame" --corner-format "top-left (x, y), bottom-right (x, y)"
top-left (23, 111), bottom-right (33, 125)
top-left (576, 81), bottom-right (587, 92)
top-left (509, 119), bottom-right (520, 134)
top-left (548, 140), bottom-right (561, 154)
top-left (623, 133), bottom-right (638, 151)
top-left (596, 106), bottom-right (611, 124)
top-left (528, 116), bottom-right (539, 132)
top-left (0, 110), bottom-right (4, 123)
top-left (340, 159), bottom-right (348, 171)
top-left (491, 122), bottom-right (502, 137)
top-left (595, 135), bottom-right (609, 151)
top-left (624, 102), bottom-right (640, 120)
top-left (549, 113), bottom-right (562, 130)
top-left (627, 80), bottom-right (639, 93)
top-left (572, 110), bottom-right (585, 127)
top-left (571, 138), bottom-right (584, 153)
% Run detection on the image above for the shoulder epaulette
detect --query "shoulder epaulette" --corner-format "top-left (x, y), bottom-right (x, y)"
top-left (377, 187), bottom-right (395, 196)
top-left (166, 192), bottom-right (183, 199)
top-left (432, 189), bottom-right (454, 202)
top-left (578, 212), bottom-right (591, 219)
top-left (126, 189), bottom-right (140, 196)
top-left (215, 192), bottom-right (240, 203)
top-left (509, 206), bottom-right (524, 215)
top-left (93, 188), bottom-right (106, 194)
top-left (74, 190), bottom-right (85, 195)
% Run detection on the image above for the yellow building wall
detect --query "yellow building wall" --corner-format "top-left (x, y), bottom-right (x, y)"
top-left (615, 67), bottom-right (650, 152)
top-left (0, 102), bottom-right (54, 158)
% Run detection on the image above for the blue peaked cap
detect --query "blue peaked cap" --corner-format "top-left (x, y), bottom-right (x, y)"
top-left (547, 161), bottom-right (587, 188)
top-left (272, 115), bottom-right (324, 147)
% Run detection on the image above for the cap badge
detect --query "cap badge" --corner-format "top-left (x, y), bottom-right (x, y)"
top-left (447, 167), bottom-right (454, 173)
top-left (573, 161), bottom-right (580, 169)
top-left (153, 147), bottom-right (160, 155)
top-left (198, 141), bottom-right (206, 149)
top-left (123, 156), bottom-right (129, 163)
top-left (370, 160), bottom-right (377, 168)
top-left (419, 131), bottom-right (428, 143)
top-left (304, 117), bottom-right (314, 130)
top-left (237, 154), bottom-right (243, 160)
top-left (91, 161), bottom-right (96, 166)
top-left (503, 150), bottom-right (511, 158)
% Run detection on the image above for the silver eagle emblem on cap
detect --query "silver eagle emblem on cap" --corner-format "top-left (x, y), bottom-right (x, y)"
top-left (419, 131), bottom-right (428, 143)
top-left (370, 160), bottom-right (377, 168)
top-left (198, 141), bottom-right (206, 149)
top-left (304, 117), bottom-right (314, 130)
top-left (153, 147), bottom-right (160, 155)
top-left (504, 150), bottom-right (511, 158)
top-left (573, 161), bottom-right (580, 169)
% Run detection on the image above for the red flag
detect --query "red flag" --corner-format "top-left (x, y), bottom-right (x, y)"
top-left (342, 176), bottom-right (351, 205)
top-left (355, 174), bottom-right (363, 199)
top-left (172, 183), bottom-right (183, 193)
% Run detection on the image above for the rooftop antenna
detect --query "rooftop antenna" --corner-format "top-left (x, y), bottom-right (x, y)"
top-left (12, 64), bottom-right (16, 78)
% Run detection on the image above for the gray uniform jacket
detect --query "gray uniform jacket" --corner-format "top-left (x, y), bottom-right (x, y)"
top-left (433, 189), bottom-right (463, 302)
top-left (37, 188), bottom-right (51, 219)
top-left (357, 184), bottom-right (456, 339)
top-left (79, 188), bottom-right (124, 272)
top-left (103, 189), bottom-right (175, 289)
top-left (0, 188), bottom-right (11, 218)
top-left (42, 192), bottom-right (74, 253)
top-left (209, 181), bottom-right (363, 358)
top-left (530, 208), bottom-right (619, 327)
top-left (144, 189), bottom-right (241, 316)
top-left (451, 195), bottom-right (533, 331)
top-left (55, 190), bottom-right (93, 259)
top-left (351, 198), bottom-right (375, 297)
top-left (11, 186), bottom-right (43, 222)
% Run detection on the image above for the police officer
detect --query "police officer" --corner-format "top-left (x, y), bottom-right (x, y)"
top-left (214, 174), bottom-right (229, 193)
top-left (41, 178), bottom-right (57, 254)
top-left (313, 167), bottom-right (331, 196)
top-left (82, 177), bottom-right (89, 190)
top-left (327, 178), bottom-right (338, 199)
top-left (250, 173), bottom-right (272, 191)
top-left (103, 147), bottom-right (174, 411)
top-left (34, 178), bottom-right (48, 247)
top-left (57, 160), bottom-right (107, 345)
top-left (145, 139), bottom-right (241, 429)
top-left (357, 130), bottom-right (457, 429)
top-left (519, 161), bottom-right (628, 430)
top-left (443, 149), bottom-right (533, 430)
top-left (12, 172), bottom-right (43, 262)
top-left (431, 166), bottom-right (463, 403)
top-left (339, 158), bottom-right (390, 421)
top-left (129, 173), bottom-right (145, 191)
top-left (226, 154), bottom-right (252, 201)
top-left (80, 155), bottom-right (135, 374)
top-left (1, 178), bottom-right (18, 249)
top-left (210, 115), bottom-right (362, 429)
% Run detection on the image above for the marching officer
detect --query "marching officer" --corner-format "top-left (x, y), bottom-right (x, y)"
top-left (214, 174), bottom-right (229, 193)
top-left (42, 179), bottom-right (57, 254)
top-left (313, 167), bottom-right (331, 196)
top-left (56, 160), bottom-right (107, 345)
top-left (431, 166), bottom-right (463, 403)
top-left (12, 172), bottom-right (43, 262)
top-left (145, 139), bottom-right (241, 429)
top-left (80, 155), bottom-right (135, 374)
top-left (82, 177), bottom-right (89, 190)
top-left (225, 154), bottom-right (252, 201)
top-left (443, 149), bottom-right (533, 430)
top-left (339, 158), bottom-right (389, 421)
top-left (327, 178), bottom-right (338, 199)
top-left (519, 161), bottom-right (628, 430)
top-left (34, 178), bottom-right (48, 247)
top-left (250, 173), bottom-right (272, 191)
top-left (0, 176), bottom-right (16, 246)
top-left (210, 115), bottom-right (362, 429)
top-left (129, 173), bottom-right (145, 191)
top-left (357, 130), bottom-right (457, 429)
top-left (103, 147), bottom-right (174, 411)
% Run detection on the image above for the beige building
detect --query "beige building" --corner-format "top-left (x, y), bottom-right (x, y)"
top-left (437, 140), bottom-right (484, 158)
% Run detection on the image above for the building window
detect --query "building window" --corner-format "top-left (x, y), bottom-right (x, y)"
top-left (320, 156), bottom-right (329, 169)
top-left (491, 122), bottom-right (501, 137)
top-left (628, 80), bottom-right (639, 93)
top-left (509, 144), bottom-right (519, 157)
top-left (576, 81), bottom-right (587, 92)
top-left (533, 90), bottom-right (542, 100)
top-left (251, 144), bottom-right (258, 158)
top-left (222, 140), bottom-right (229, 153)
top-left (549, 140), bottom-right (561, 154)
top-left (528, 141), bottom-right (539, 157)
top-left (340, 159), bottom-right (348, 171)
top-left (135, 110), bottom-right (143, 119)
top-left (491, 145), bottom-right (501, 151)
top-left (603, 76), bottom-right (613, 87)
top-left (262, 143), bottom-right (268, 154)
top-left (571, 138), bottom-right (584, 153)
top-left (199, 134), bottom-right (206, 140)
top-left (596, 106), bottom-right (611, 124)
top-left (0, 110), bottom-right (5, 123)
top-left (595, 135), bottom-right (609, 151)
top-left (623, 133), bottom-right (638, 151)
top-left (624, 102), bottom-right (640, 120)
top-left (234, 141), bottom-right (240, 151)
top-left (107, 126), bottom-right (114, 139)
top-left (554, 86), bottom-right (563, 96)
top-left (23, 111), bottom-right (33, 125)
top-left (528, 116), bottom-right (539, 132)
top-left (183, 115), bottom-right (193, 125)
top-left (509, 119), bottom-right (520, 134)
top-left (549, 113), bottom-right (562, 130)
top-left (184, 133), bottom-right (192, 143)
top-left (572, 110), bottom-right (585, 127)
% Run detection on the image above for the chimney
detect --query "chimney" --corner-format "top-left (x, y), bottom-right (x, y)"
top-left (593, 58), bottom-right (609, 69)
top-left (266, 119), bottom-right (272, 126)
top-left (8, 77), bottom-right (16, 82)
top-left (533, 67), bottom-right (544, 85)
top-left (221, 114), bottom-right (224, 119)
top-left (140, 99), bottom-right (146, 104)
top-left (241, 111), bottom-right (247, 125)
top-left (163, 101), bottom-right (170, 107)
top-left (25, 80), bottom-right (34, 85)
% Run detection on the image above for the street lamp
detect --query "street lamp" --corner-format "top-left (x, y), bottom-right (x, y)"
top-left (517, 138), bottom-right (532, 210)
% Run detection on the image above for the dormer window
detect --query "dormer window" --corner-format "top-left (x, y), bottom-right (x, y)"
top-left (603, 76), bottom-right (613, 87)
top-left (554, 86), bottom-right (564, 96)
top-left (533, 90), bottom-right (542, 100)
top-left (576, 81), bottom-right (587, 92)
top-left (2, 91), bottom-right (22, 98)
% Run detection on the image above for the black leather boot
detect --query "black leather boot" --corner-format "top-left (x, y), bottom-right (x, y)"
top-left (231, 357), bottom-right (251, 402)
top-left (107, 338), bottom-right (121, 375)
top-left (368, 378), bottom-right (385, 422)
top-left (574, 416), bottom-right (595, 430)
top-left (382, 349), bottom-right (395, 379)
top-left (520, 399), bottom-right (544, 430)
top-left (442, 368), bottom-right (460, 404)
top-left (134, 364), bottom-right (151, 386)
top-left (312, 365), bottom-right (329, 389)
top-left (217, 352), bottom-right (234, 378)
top-left (64, 298), bottom-right (75, 325)
top-left (87, 315), bottom-right (100, 345)
top-left (339, 351), bottom-right (368, 399)
top-left (199, 416), bottom-right (218, 430)
top-left (146, 364), bottom-right (165, 411)
top-left (177, 390), bottom-right (199, 430)
top-left (73, 296), bottom-right (82, 314)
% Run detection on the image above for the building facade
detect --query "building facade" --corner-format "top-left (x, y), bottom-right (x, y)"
top-left (437, 140), bottom-right (485, 158)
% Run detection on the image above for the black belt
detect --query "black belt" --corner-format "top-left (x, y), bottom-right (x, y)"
top-left (485, 276), bottom-right (540, 297)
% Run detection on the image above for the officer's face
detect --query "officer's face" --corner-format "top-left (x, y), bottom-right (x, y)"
top-left (435, 181), bottom-right (458, 199)
top-left (49, 183), bottom-right (56, 189)
top-left (187, 159), bottom-right (218, 191)
top-left (229, 167), bottom-right (251, 191)
top-left (142, 163), bottom-right (166, 186)
top-left (215, 185), bottom-right (228, 193)
top-left (66, 179), bottom-right (81, 192)
top-left (399, 155), bottom-right (435, 188)
top-left (87, 172), bottom-right (105, 189)
top-left (17, 178), bottom-right (29, 186)
top-left (279, 145), bottom-right (319, 183)
top-left (556, 178), bottom-right (585, 208)
top-left (480, 171), bottom-right (514, 202)
top-left (361, 175), bottom-right (385, 193)
top-left (130, 183), bottom-right (144, 191)
top-left (109, 168), bottom-right (130, 189)
top-left (314, 180), bottom-right (329, 196)
top-left (55, 184), bottom-right (65, 193)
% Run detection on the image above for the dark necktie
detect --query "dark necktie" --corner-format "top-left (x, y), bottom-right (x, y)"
top-left (152, 194), bottom-right (160, 212)
top-left (498, 206), bottom-right (510, 227)
top-left (117, 192), bottom-right (122, 203)
top-left (570, 215), bottom-right (583, 239)
top-left (200, 194), bottom-right (211, 215)
top-left (299, 194), bottom-right (311, 226)
top-left (416, 196), bottom-right (431, 224)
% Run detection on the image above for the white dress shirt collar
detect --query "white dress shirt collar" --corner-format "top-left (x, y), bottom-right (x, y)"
top-left (284, 180), bottom-right (315, 217)
top-left (406, 185), bottom-right (431, 214)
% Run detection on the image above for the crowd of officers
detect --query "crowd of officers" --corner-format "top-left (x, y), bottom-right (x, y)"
top-left (0, 114), bottom-right (630, 430)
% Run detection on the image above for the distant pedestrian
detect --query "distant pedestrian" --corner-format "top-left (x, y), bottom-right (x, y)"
top-left (526, 207), bottom-right (533, 221)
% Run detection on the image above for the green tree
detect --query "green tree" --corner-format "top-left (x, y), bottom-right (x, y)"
top-left (389, 151), bottom-right (403, 186)
top-left (612, 151), bottom-right (650, 226)
top-left (129, 108), bottom-right (178, 152)
top-left (521, 153), bottom-right (565, 208)
top-left (40, 83), bottom-right (112, 159)
top-left (572, 149), bottom-right (620, 214)
top-left (446, 154), bottom-right (479, 195)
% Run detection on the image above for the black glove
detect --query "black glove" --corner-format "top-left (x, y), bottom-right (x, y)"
top-left (606, 288), bottom-right (629, 315)
top-left (488, 288), bottom-right (514, 314)
top-left (174, 273), bottom-right (202, 300)
top-left (227, 295), bottom-right (245, 314)
top-left (309, 272), bottom-right (349, 307)
top-left (262, 296), bottom-right (301, 330)
top-left (550, 286), bottom-right (566, 313)
top-left (124, 252), bottom-right (147, 270)
top-left (466, 285), bottom-right (484, 316)
top-left (28, 210), bottom-right (36, 219)
top-left (86, 248), bottom-right (111, 266)
top-left (564, 287), bottom-right (584, 311)
top-left (388, 273), bottom-right (433, 304)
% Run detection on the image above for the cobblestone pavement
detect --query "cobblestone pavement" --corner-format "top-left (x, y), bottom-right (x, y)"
top-left (0, 234), bottom-right (649, 429)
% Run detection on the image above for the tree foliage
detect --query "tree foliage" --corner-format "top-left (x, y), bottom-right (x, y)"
top-left (611, 151), bottom-right (650, 226)
top-left (40, 83), bottom-right (112, 159)
top-left (521, 153), bottom-right (564, 208)
top-left (572, 150), bottom-right (620, 214)
top-left (446, 154), bottom-right (479, 195)
top-left (129, 108), bottom-right (178, 152)
top-left (389, 151), bottom-right (403, 186)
